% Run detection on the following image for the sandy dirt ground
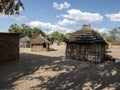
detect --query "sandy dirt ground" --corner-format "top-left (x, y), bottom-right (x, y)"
top-left (0, 45), bottom-right (120, 90)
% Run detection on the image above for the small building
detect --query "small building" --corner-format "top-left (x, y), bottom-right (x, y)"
top-left (65, 25), bottom-right (108, 63)
top-left (111, 40), bottom-right (120, 48)
top-left (31, 34), bottom-right (50, 52)
top-left (20, 36), bottom-right (31, 48)
top-left (0, 33), bottom-right (19, 62)
top-left (59, 41), bottom-right (66, 45)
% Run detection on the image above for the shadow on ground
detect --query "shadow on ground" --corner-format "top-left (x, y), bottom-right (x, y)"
top-left (0, 53), bottom-right (120, 90)
top-left (31, 59), bottom-right (120, 90)
top-left (0, 53), bottom-right (61, 89)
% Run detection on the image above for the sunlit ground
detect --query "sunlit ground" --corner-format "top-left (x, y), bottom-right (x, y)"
top-left (0, 45), bottom-right (120, 90)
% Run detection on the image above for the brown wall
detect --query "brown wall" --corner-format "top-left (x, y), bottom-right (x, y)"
top-left (0, 33), bottom-right (19, 62)
top-left (31, 44), bottom-right (49, 52)
top-left (59, 42), bottom-right (66, 45)
top-left (66, 43), bottom-right (107, 62)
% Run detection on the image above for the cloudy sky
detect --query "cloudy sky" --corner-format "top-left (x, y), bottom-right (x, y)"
top-left (0, 0), bottom-right (120, 33)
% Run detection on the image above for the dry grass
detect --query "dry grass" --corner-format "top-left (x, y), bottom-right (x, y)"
top-left (0, 45), bottom-right (120, 90)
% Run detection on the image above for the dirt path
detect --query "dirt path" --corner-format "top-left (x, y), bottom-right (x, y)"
top-left (0, 45), bottom-right (120, 90)
top-left (109, 48), bottom-right (120, 59)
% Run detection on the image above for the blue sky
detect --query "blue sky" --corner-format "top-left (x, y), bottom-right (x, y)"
top-left (0, 0), bottom-right (120, 33)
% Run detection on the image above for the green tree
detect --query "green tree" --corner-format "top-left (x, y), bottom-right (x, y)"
top-left (9, 24), bottom-right (30, 37)
top-left (109, 29), bottom-right (118, 41)
top-left (49, 31), bottom-right (65, 44)
top-left (31, 27), bottom-right (47, 38)
top-left (65, 33), bottom-right (72, 39)
top-left (20, 24), bottom-right (31, 37)
top-left (9, 23), bottom-right (21, 33)
top-left (109, 27), bottom-right (120, 40)
top-left (9, 24), bottom-right (47, 38)
top-left (102, 33), bottom-right (113, 42)
top-left (102, 27), bottom-right (120, 42)
top-left (0, 0), bottom-right (24, 15)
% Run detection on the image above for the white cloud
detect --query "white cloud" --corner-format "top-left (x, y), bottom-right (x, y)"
top-left (26, 21), bottom-right (52, 29)
top-left (93, 27), bottom-right (108, 33)
top-left (19, 7), bottom-right (24, 12)
top-left (0, 14), bottom-right (27, 21)
top-left (26, 21), bottom-right (72, 34)
top-left (11, 15), bottom-right (27, 21)
top-left (26, 9), bottom-right (105, 34)
top-left (62, 9), bottom-right (103, 24)
top-left (105, 12), bottom-right (120, 22)
top-left (0, 30), bottom-right (3, 32)
top-left (0, 29), bottom-right (6, 32)
top-left (57, 19), bottom-right (77, 26)
top-left (26, 21), bottom-right (109, 34)
top-left (53, 1), bottom-right (70, 10)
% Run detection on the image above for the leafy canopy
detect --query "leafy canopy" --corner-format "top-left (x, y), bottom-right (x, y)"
top-left (0, 0), bottom-right (24, 15)
top-left (9, 24), bottom-right (73, 43)
top-left (65, 33), bottom-right (72, 39)
top-left (102, 27), bottom-right (120, 42)
top-left (48, 31), bottom-right (66, 43)
top-left (9, 24), bottom-right (47, 38)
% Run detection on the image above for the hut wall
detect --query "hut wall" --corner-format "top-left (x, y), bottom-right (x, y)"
top-left (59, 42), bottom-right (66, 45)
top-left (31, 44), bottom-right (49, 52)
top-left (66, 43), bottom-right (107, 62)
top-left (20, 41), bottom-right (30, 48)
top-left (0, 33), bottom-right (19, 62)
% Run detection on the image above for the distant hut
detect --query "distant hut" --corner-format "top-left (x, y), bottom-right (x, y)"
top-left (65, 25), bottom-right (108, 63)
top-left (111, 40), bottom-right (120, 48)
top-left (20, 36), bottom-right (31, 48)
top-left (59, 41), bottom-right (66, 45)
top-left (31, 34), bottom-right (50, 52)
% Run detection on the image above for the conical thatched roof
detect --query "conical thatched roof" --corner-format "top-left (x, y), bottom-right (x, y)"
top-left (20, 36), bottom-right (31, 42)
top-left (31, 34), bottom-right (49, 44)
top-left (66, 25), bottom-right (107, 44)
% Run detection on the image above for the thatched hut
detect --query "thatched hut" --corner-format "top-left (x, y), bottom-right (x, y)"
top-left (20, 36), bottom-right (31, 48)
top-left (111, 40), bottom-right (120, 48)
top-left (0, 33), bottom-right (19, 62)
top-left (65, 25), bottom-right (108, 63)
top-left (31, 34), bottom-right (50, 52)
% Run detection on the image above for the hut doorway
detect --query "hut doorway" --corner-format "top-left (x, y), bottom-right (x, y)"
top-left (43, 43), bottom-right (46, 48)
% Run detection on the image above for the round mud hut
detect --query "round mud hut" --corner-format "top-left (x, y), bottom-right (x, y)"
top-left (20, 36), bottom-right (31, 48)
top-left (31, 34), bottom-right (50, 52)
top-left (65, 25), bottom-right (108, 63)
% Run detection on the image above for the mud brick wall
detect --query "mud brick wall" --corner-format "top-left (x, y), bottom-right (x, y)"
top-left (31, 45), bottom-right (47, 52)
top-left (0, 33), bottom-right (19, 62)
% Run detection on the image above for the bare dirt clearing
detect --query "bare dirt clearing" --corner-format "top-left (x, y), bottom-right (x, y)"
top-left (0, 45), bottom-right (120, 90)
